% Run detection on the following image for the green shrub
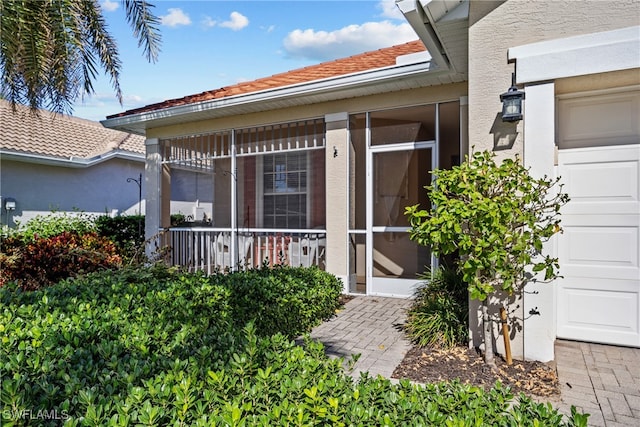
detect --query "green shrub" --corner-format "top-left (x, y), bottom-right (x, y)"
top-left (405, 266), bottom-right (469, 348)
top-left (220, 265), bottom-right (343, 338)
top-left (11, 211), bottom-right (97, 241)
top-left (0, 266), bottom-right (586, 426)
top-left (94, 215), bottom-right (145, 264)
top-left (0, 232), bottom-right (122, 290)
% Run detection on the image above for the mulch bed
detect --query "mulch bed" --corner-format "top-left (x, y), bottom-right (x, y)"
top-left (391, 345), bottom-right (560, 398)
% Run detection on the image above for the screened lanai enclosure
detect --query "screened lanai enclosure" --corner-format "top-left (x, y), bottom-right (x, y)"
top-left (164, 118), bottom-right (327, 273)
top-left (158, 101), bottom-right (460, 296)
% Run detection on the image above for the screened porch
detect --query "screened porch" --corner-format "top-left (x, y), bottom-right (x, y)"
top-left (159, 118), bottom-right (327, 272)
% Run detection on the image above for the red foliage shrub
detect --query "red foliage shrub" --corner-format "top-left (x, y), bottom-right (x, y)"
top-left (0, 232), bottom-right (122, 290)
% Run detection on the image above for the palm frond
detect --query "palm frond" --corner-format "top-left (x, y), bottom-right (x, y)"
top-left (122, 0), bottom-right (161, 62)
top-left (0, 0), bottom-right (160, 113)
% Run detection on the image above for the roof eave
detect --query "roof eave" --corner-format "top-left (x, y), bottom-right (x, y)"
top-left (101, 59), bottom-right (460, 135)
top-left (398, 0), bottom-right (469, 74)
top-left (0, 149), bottom-right (144, 168)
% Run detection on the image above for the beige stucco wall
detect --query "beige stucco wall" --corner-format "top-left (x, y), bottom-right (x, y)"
top-left (468, 0), bottom-right (639, 159)
top-left (468, 0), bottom-right (639, 361)
top-left (324, 114), bottom-right (350, 287)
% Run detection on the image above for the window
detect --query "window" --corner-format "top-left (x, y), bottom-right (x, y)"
top-left (262, 152), bottom-right (308, 228)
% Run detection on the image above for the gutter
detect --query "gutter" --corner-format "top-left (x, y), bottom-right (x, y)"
top-left (101, 58), bottom-right (445, 133)
top-left (396, 0), bottom-right (451, 71)
top-left (0, 149), bottom-right (144, 168)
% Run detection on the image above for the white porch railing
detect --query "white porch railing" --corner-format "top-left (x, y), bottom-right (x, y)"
top-left (167, 227), bottom-right (326, 273)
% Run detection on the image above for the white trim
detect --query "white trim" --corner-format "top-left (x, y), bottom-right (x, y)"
top-left (509, 26), bottom-right (640, 84)
top-left (0, 149), bottom-right (144, 168)
top-left (102, 60), bottom-right (447, 134)
top-left (369, 140), bottom-right (436, 153)
top-left (396, 0), bottom-right (452, 71)
top-left (523, 82), bottom-right (557, 362)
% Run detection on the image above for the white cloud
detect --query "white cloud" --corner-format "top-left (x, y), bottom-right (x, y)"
top-left (219, 11), bottom-right (249, 31)
top-left (200, 12), bottom-right (248, 31)
top-left (377, 0), bottom-right (404, 20)
top-left (160, 8), bottom-right (192, 28)
top-left (202, 16), bottom-right (217, 28)
top-left (101, 0), bottom-right (118, 12)
top-left (261, 25), bottom-right (276, 33)
top-left (283, 21), bottom-right (417, 61)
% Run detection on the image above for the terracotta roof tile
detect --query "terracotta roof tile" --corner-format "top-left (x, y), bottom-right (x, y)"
top-left (108, 40), bottom-right (426, 118)
top-left (1, 100), bottom-right (145, 159)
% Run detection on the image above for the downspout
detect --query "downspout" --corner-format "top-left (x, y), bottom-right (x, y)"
top-left (396, 0), bottom-right (451, 71)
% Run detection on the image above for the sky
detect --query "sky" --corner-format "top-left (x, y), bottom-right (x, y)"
top-left (72, 0), bottom-right (419, 121)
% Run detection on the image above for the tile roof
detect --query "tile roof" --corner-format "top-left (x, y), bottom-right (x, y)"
top-left (1, 100), bottom-right (145, 160)
top-left (108, 40), bottom-right (426, 119)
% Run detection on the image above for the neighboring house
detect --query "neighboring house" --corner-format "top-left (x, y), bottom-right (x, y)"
top-left (102, 0), bottom-right (640, 361)
top-left (0, 100), bottom-right (146, 226)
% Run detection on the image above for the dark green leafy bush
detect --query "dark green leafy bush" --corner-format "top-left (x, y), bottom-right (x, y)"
top-left (0, 232), bottom-right (122, 290)
top-left (220, 265), bottom-right (343, 338)
top-left (405, 266), bottom-right (469, 349)
top-left (0, 266), bottom-right (586, 426)
top-left (94, 215), bottom-right (145, 264)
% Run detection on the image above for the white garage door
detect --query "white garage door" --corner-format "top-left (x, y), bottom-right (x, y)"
top-left (556, 89), bottom-right (640, 347)
top-left (557, 145), bottom-right (640, 347)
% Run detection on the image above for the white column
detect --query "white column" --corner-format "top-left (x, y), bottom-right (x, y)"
top-left (523, 81), bottom-right (557, 362)
top-left (144, 138), bottom-right (161, 259)
top-left (144, 138), bottom-right (171, 260)
top-left (325, 112), bottom-right (350, 292)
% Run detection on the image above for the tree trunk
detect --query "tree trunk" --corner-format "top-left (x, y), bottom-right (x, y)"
top-left (482, 300), bottom-right (496, 368)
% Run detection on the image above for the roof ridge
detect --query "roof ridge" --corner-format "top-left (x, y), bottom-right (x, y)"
top-left (0, 99), bottom-right (121, 132)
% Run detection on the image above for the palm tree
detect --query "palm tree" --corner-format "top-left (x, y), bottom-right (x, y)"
top-left (0, 0), bottom-right (161, 114)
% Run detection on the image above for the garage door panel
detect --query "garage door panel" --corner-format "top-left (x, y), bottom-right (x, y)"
top-left (557, 143), bottom-right (640, 347)
top-left (562, 214), bottom-right (640, 227)
top-left (559, 225), bottom-right (638, 274)
top-left (557, 277), bottom-right (639, 346)
top-left (560, 160), bottom-right (638, 202)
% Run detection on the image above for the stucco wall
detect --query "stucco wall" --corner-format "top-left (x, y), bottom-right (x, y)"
top-left (468, 0), bottom-right (639, 361)
top-left (1, 158), bottom-right (144, 226)
top-left (468, 0), bottom-right (639, 159)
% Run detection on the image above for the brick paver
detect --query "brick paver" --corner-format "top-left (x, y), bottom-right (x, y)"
top-left (309, 296), bottom-right (412, 379)
top-left (310, 296), bottom-right (640, 426)
top-left (553, 340), bottom-right (640, 426)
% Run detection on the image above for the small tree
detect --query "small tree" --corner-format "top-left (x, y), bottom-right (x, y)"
top-left (405, 151), bottom-right (569, 366)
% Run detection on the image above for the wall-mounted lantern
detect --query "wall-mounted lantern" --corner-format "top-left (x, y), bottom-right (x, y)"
top-left (3, 197), bottom-right (16, 211)
top-left (500, 73), bottom-right (525, 122)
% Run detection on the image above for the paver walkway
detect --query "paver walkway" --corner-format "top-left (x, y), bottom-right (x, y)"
top-left (310, 295), bottom-right (640, 426)
top-left (554, 340), bottom-right (640, 426)
top-left (310, 296), bottom-right (412, 379)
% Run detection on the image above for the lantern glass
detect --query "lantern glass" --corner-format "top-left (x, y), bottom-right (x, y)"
top-left (500, 90), bottom-right (524, 122)
top-left (503, 97), bottom-right (521, 115)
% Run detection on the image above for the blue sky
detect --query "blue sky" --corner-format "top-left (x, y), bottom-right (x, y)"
top-left (72, 0), bottom-right (418, 121)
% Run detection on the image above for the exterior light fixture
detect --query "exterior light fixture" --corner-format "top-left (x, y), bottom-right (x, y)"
top-left (500, 73), bottom-right (525, 122)
top-left (3, 197), bottom-right (16, 211)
